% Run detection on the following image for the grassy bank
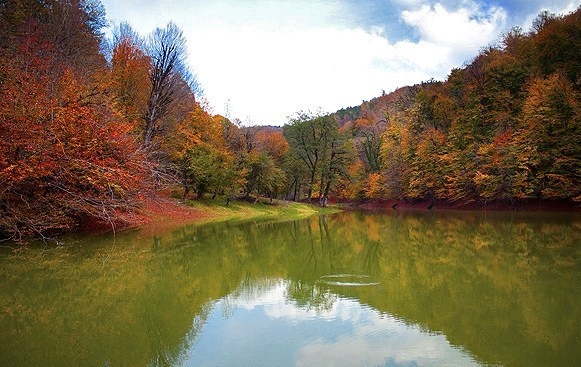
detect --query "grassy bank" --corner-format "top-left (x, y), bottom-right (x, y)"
top-left (133, 194), bottom-right (342, 235)
top-left (182, 198), bottom-right (341, 223)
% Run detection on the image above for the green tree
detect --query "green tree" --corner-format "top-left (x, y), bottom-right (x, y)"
top-left (283, 111), bottom-right (337, 203)
top-left (355, 122), bottom-right (383, 174)
top-left (282, 152), bottom-right (310, 201)
top-left (243, 152), bottom-right (286, 202)
top-left (317, 132), bottom-right (354, 206)
top-left (182, 145), bottom-right (234, 199)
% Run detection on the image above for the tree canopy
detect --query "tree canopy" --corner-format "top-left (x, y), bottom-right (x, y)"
top-left (1, 2), bottom-right (579, 239)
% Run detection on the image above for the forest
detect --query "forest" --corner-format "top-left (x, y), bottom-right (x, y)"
top-left (1, 0), bottom-right (580, 239)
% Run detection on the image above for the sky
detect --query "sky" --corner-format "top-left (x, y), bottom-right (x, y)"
top-left (100, 0), bottom-right (579, 125)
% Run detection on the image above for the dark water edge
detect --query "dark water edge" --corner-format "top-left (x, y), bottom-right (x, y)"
top-left (346, 198), bottom-right (581, 212)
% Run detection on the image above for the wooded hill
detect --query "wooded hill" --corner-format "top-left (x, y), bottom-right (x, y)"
top-left (1, 1), bottom-right (580, 240)
top-left (330, 8), bottom-right (580, 205)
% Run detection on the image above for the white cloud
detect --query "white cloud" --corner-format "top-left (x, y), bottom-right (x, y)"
top-left (186, 1), bottom-right (510, 125)
top-left (101, 0), bottom-right (514, 125)
top-left (222, 279), bottom-right (338, 322)
top-left (187, 23), bottom-right (456, 125)
top-left (401, 2), bottom-right (508, 62)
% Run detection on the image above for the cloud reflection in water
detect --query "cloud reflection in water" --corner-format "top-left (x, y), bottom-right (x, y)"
top-left (185, 279), bottom-right (480, 367)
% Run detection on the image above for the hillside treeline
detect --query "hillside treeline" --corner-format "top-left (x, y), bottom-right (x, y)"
top-left (337, 8), bottom-right (581, 205)
top-left (1, 1), bottom-right (579, 239)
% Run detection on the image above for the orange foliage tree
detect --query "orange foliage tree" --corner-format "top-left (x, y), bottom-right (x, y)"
top-left (108, 28), bottom-right (151, 131)
top-left (513, 73), bottom-right (581, 200)
top-left (0, 31), bottom-right (145, 239)
top-left (255, 130), bottom-right (289, 165)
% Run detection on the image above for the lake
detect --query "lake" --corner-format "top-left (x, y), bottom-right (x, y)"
top-left (1, 210), bottom-right (580, 367)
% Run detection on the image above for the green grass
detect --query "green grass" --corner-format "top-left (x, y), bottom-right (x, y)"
top-left (184, 197), bottom-right (341, 224)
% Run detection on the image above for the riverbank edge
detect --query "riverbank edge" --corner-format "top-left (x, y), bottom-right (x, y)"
top-left (80, 194), bottom-right (342, 235)
top-left (340, 198), bottom-right (581, 212)
top-left (79, 194), bottom-right (580, 237)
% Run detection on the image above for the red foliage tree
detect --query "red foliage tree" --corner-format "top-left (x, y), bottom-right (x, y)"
top-left (0, 13), bottom-right (145, 240)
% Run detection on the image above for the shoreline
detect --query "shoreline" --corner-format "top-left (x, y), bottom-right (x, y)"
top-left (79, 194), bottom-right (342, 235)
top-left (10, 194), bottom-right (580, 243)
top-left (70, 194), bottom-right (581, 240)
top-left (342, 198), bottom-right (581, 212)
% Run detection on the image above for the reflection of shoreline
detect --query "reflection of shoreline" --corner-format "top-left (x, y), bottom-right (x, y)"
top-left (327, 211), bottom-right (581, 367)
top-left (0, 211), bottom-right (579, 367)
top-left (347, 198), bottom-right (581, 212)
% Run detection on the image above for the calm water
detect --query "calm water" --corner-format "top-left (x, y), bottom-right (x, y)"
top-left (1, 210), bottom-right (580, 367)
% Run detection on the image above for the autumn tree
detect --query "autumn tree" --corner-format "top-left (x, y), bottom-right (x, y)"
top-left (327, 7), bottom-right (581, 205)
top-left (106, 21), bottom-right (203, 190)
top-left (218, 115), bottom-right (245, 156)
top-left (532, 9), bottom-right (581, 87)
top-left (335, 161), bottom-right (367, 200)
top-left (108, 22), bottom-right (151, 130)
top-left (379, 118), bottom-right (411, 199)
top-left (472, 131), bottom-right (520, 202)
top-left (255, 130), bottom-right (289, 165)
top-left (407, 127), bottom-right (447, 200)
top-left (0, 1), bottom-right (145, 239)
top-left (365, 173), bottom-right (386, 199)
top-left (170, 104), bottom-right (238, 199)
top-left (514, 73), bottom-right (581, 200)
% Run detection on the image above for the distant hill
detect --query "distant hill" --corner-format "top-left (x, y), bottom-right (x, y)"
top-left (331, 84), bottom-right (427, 127)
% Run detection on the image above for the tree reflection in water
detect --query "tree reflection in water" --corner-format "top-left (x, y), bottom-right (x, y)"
top-left (0, 211), bottom-right (579, 366)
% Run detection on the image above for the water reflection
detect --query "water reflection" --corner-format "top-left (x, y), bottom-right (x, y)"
top-left (188, 279), bottom-right (479, 367)
top-left (0, 211), bottom-right (580, 366)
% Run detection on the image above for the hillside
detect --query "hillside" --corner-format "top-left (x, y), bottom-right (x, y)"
top-left (332, 84), bottom-right (424, 127)
top-left (327, 7), bottom-right (581, 206)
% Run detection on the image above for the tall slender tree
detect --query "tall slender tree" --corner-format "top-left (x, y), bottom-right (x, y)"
top-left (142, 22), bottom-right (200, 148)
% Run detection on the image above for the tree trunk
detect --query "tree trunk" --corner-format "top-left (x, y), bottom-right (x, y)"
top-left (321, 180), bottom-right (331, 207)
top-left (293, 182), bottom-right (299, 202)
top-left (318, 172), bottom-right (325, 203)
top-left (142, 113), bottom-right (155, 148)
top-left (307, 170), bottom-right (317, 203)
